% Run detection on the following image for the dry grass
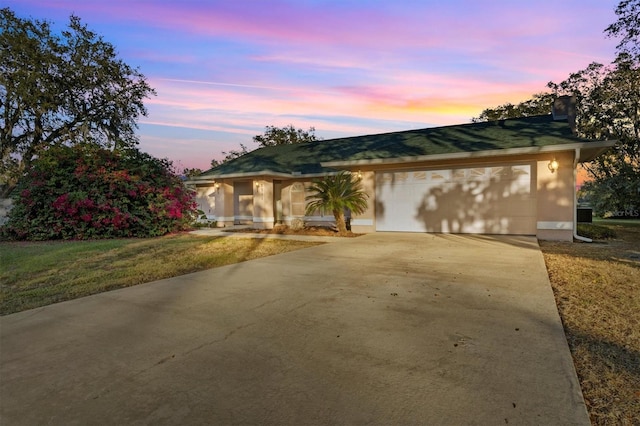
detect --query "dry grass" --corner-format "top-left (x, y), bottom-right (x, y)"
top-left (0, 233), bottom-right (321, 315)
top-left (4, 222), bottom-right (639, 422)
top-left (539, 220), bottom-right (640, 425)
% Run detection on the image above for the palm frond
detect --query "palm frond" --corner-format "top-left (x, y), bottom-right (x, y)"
top-left (305, 171), bottom-right (368, 216)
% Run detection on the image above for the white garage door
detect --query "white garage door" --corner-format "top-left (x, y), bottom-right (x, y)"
top-left (375, 164), bottom-right (536, 234)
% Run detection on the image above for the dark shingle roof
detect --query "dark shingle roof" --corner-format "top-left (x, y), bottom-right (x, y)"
top-left (200, 114), bottom-right (596, 177)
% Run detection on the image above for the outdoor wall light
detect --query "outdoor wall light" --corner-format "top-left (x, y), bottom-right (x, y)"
top-left (548, 158), bottom-right (559, 173)
top-left (355, 170), bottom-right (363, 179)
top-left (214, 182), bottom-right (220, 192)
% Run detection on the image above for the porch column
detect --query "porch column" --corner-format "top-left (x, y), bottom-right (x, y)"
top-left (253, 179), bottom-right (275, 229)
top-left (215, 181), bottom-right (234, 228)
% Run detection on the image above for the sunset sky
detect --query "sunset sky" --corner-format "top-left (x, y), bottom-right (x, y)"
top-left (6, 0), bottom-right (620, 171)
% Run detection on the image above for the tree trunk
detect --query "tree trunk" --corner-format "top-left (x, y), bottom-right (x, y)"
top-left (333, 209), bottom-right (348, 236)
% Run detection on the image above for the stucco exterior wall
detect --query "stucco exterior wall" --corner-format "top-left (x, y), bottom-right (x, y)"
top-left (280, 181), bottom-right (292, 220)
top-left (535, 151), bottom-right (575, 241)
top-left (216, 182), bottom-right (234, 227)
top-left (193, 182), bottom-right (235, 226)
top-left (232, 181), bottom-right (253, 225)
top-left (193, 151), bottom-right (579, 239)
top-left (350, 171), bottom-right (376, 233)
top-left (195, 186), bottom-right (216, 219)
top-left (252, 179), bottom-right (274, 229)
top-left (247, 176), bottom-right (374, 230)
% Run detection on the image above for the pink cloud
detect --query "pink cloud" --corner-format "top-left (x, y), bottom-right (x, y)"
top-left (145, 73), bottom-right (545, 144)
top-left (17, 0), bottom-right (616, 57)
top-left (8, 0), bottom-right (620, 171)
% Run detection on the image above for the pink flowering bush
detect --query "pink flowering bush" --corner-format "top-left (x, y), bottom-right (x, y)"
top-left (3, 145), bottom-right (197, 240)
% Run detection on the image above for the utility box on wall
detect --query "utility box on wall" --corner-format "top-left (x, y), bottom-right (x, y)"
top-left (577, 208), bottom-right (593, 223)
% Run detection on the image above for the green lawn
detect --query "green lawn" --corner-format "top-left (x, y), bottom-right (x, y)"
top-left (0, 234), bottom-right (321, 315)
top-left (593, 217), bottom-right (640, 227)
top-left (3, 223), bottom-right (638, 424)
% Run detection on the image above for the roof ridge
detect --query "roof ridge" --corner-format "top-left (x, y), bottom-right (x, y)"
top-left (311, 114), bottom-right (556, 145)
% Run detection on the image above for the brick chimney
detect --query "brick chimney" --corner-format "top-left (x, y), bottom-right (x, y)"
top-left (552, 95), bottom-right (576, 133)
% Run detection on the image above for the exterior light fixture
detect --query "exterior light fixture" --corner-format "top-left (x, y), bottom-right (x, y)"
top-left (548, 158), bottom-right (559, 173)
top-left (355, 170), bottom-right (363, 179)
top-left (214, 182), bottom-right (220, 192)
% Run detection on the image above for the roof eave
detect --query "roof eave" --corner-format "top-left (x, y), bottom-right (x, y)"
top-left (321, 140), bottom-right (617, 168)
top-left (186, 169), bottom-right (341, 183)
top-left (186, 170), bottom-right (291, 184)
top-left (576, 140), bottom-right (617, 162)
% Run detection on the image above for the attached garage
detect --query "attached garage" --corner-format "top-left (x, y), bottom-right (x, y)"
top-left (190, 97), bottom-right (616, 241)
top-left (375, 164), bottom-right (536, 234)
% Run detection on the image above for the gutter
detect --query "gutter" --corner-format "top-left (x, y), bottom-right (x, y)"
top-left (321, 140), bottom-right (616, 168)
top-left (186, 170), bottom-right (345, 185)
top-left (573, 147), bottom-right (592, 243)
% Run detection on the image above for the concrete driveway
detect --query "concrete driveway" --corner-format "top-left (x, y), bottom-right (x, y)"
top-left (1, 233), bottom-right (589, 425)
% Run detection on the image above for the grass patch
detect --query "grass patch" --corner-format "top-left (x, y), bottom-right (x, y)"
top-left (540, 222), bottom-right (640, 424)
top-left (595, 218), bottom-right (640, 228)
top-left (4, 223), bottom-right (639, 423)
top-left (577, 223), bottom-right (617, 240)
top-left (0, 233), bottom-right (321, 315)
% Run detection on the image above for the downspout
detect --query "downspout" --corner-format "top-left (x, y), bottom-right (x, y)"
top-left (573, 148), bottom-right (592, 242)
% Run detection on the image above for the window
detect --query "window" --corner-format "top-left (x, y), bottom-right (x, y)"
top-left (291, 182), bottom-right (306, 216)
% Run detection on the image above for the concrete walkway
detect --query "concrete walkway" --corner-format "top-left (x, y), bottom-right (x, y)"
top-left (0, 233), bottom-right (589, 425)
top-left (190, 227), bottom-right (348, 242)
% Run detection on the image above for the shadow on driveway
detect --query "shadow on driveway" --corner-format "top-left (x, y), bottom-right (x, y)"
top-left (0, 233), bottom-right (589, 425)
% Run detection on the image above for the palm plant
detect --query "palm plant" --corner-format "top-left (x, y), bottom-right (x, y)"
top-left (305, 171), bottom-right (369, 235)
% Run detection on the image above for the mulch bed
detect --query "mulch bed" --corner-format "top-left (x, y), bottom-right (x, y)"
top-left (224, 225), bottom-right (362, 238)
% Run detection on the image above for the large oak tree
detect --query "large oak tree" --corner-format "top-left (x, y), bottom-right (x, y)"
top-left (0, 8), bottom-right (156, 197)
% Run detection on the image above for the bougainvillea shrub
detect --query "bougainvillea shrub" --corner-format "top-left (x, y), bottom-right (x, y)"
top-left (3, 145), bottom-right (197, 240)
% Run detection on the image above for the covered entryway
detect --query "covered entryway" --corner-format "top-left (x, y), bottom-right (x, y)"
top-left (375, 164), bottom-right (537, 234)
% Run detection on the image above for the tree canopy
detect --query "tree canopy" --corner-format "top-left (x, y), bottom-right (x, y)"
top-left (183, 167), bottom-right (204, 178)
top-left (213, 143), bottom-right (250, 167)
top-left (209, 125), bottom-right (318, 167)
top-left (472, 93), bottom-right (555, 122)
top-left (605, 0), bottom-right (640, 57)
top-left (473, 0), bottom-right (639, 217)
top-left (0, 8), bottom-right (156, 197)
top-left (253, 124), bottom-right (318, 147)
top-left (550, 0), bottom-right (639, 217)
